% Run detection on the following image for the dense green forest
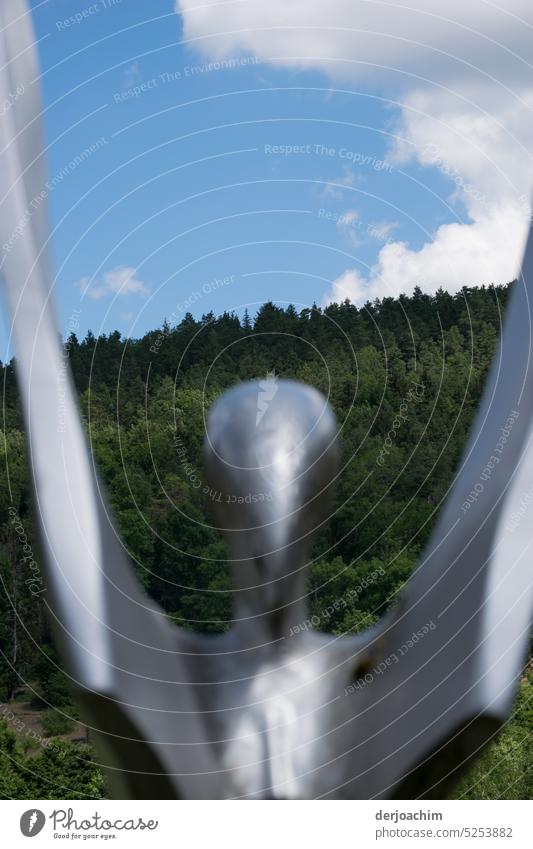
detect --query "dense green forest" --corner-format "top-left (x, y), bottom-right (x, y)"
top-left (0, 283), bottom-right (531, 799)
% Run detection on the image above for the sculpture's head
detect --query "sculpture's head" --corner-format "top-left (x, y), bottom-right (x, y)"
top-left (204, 378), bottom-right (339, 638)
top-left (203, 380), bottom-right (367, 799)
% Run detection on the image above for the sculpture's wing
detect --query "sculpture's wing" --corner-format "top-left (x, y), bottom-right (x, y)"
top-left (0, 1), bottom-right (220, 799)
top-left (339, 240), bottom-right (533, 798)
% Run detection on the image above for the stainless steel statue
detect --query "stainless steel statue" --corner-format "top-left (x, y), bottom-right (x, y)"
top-left (1, 0), bottom-right (532, 799)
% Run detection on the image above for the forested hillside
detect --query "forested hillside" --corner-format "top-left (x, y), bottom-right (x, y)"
top-left (1, 283), bottom-right (531, 799)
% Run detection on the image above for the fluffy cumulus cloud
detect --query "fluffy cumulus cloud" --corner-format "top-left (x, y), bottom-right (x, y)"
top-left (77, 266), bottom-right (149, 300)
top-left (175, 1), bottom-right (533, 86)
top-left (175, 0), bottom-right (533, 303)
top-left (329, 201), bottom-right (527, 303)
top-left (329, 85), bottom-right (533, 303)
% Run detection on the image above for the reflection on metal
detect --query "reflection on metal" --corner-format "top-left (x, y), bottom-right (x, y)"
top-left (1, 0), bottom-right (532, 799)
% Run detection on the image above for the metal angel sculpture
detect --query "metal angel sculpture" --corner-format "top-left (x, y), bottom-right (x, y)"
top-left (0, 0), bottom-right (532, 799)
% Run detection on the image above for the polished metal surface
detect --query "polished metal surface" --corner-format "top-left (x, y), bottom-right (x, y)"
top-left (0, 0), bottom-right (532, 800)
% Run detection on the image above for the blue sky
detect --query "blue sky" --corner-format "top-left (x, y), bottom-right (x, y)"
top-left (2, 0), bottom-right (531, 352)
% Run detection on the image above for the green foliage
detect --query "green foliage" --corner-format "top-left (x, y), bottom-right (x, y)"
top-left (0, 720), bottom-right (106, 799)
top-left (40, 709), bottom-right (75, 738)
top-left (0, 284), bottom-right (529, 799)
top-left (0, 721), bottom-right (27, 798)
top-left (24, 743), bottom-right (108, 800)
top-left (33, 645), bottom-right (75, 710)
top-left (453, 669), bottom-right (533, 799)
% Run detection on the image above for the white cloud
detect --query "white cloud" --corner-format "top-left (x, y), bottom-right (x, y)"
top-left (328, 201), bottom-right (527, 304)
top-left (336, 208), bottom-right (361, 245)
top-left (390, 87), bottom-right (533, 212)
top-left (175, 0), bottom-right (533, 303)
top-left (175, 0), bottom-right (533, 87)
top-left (326, 86), bottom-right (533, 304)
top-left (367, 220), bottom-right (399, 242)
top-left (77, 266), bottom-right (149, 301)
top-left (124, 61), bottom-right (142, 88)
top-left (335, 210), bottom-right (399, 250)
top-left (320, 166), bottom-right (360, 199)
